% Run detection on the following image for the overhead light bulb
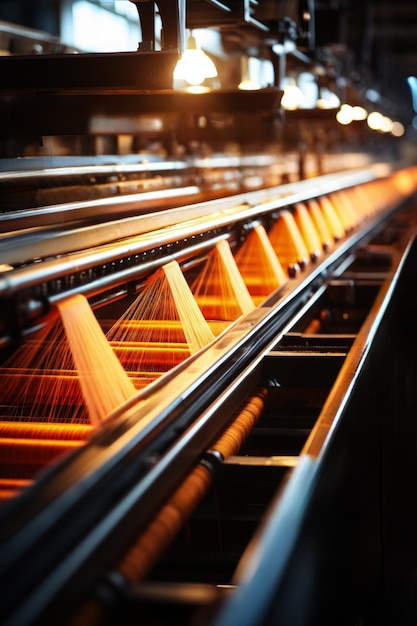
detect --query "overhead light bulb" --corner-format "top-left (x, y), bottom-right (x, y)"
top-left (317, 87), bottom-right (341, 110)
top-left (238, 57), bottom-right (260, 91)
top-left (351, 105), bottom-right (368, 121)
top-left (391, 121), bottom-right (405, 137)
top-left (336, 104), bottom-right (354, 125)
top-left (281, 78), bottom-right (304, 110)
top-left (380, 116), bottom-right (393, 133)
top-left (173, 32), bottom-right (218, 86)
top-left (367, 111), bottom-right (384, 130)
top-left (238, 79), bottom-right (261, 90)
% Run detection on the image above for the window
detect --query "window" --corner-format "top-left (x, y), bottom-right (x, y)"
top-left (70, 1), bottom-right (140, 51)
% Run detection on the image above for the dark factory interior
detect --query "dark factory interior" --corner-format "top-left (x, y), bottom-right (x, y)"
top-left (1, 2), bottom-right (417, 625)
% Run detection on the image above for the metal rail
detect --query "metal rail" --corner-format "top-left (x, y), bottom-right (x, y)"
top-left (0, 164), bottom-right (388, 264)
top-left (0, 165), bottom-right (393, 343)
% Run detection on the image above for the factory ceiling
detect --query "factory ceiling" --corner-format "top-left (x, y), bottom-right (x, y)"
top-left (0, 0), bottom-right (416, 125)
top-left (315, 0), bottom-right (417, 122)
top-left (187, 0), bottom-right (417, 123)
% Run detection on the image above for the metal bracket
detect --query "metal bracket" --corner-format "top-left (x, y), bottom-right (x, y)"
top-left (129, 0), bottom-right (186, 52)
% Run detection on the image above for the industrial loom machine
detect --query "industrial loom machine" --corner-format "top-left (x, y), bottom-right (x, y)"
top-left (1, 1), bottom-right (417, 625)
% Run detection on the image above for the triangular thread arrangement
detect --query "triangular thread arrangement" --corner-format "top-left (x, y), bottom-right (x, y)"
top-left (307, 199), bottom-right (334, 251)
top-left (0, 294), bottom-right (142, 427)
top-left (0, 315), bottom-right (88, 424)
top-left (106, 260), bottom-right (215, 379)
top-left (235, 224), bottom-right (287, 299)
top-left (162, 261), bottom-right (216, 354)
top-left (192, 239), bottom-right (255, 320)
top-left (58, 294), bottom-right (137, 427)
top-left (267, 210), bottom-right (310, 274)
top-left (293, 203), bottom-right (322, 261)
top-left (318, 196), bottom-right (345, 241)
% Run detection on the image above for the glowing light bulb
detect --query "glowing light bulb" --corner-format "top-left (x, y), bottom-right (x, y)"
top-left (391, 121), bottom-right (405, 137)
top-left (367, 111), bottom-right (384, 130)
top-left (238, 62), bottom-right (260, 90)
top-left (238, 79), bottom-right (261, 91)
top-left (173, 33), bottom-right (217, 86)
top-left (380, 116), bottom-right (393, 133)
top-left (336, 104), bottom-right (354, 125)
top-left (351, 105), bottom-right (367, 121)
top-left (317, 87), bottom-right (340, 109)
top-left (281, 79), bottom-right (304, 110)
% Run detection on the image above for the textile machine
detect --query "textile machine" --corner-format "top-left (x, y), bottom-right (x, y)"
top-left (0, 1), bottom-right (417, 625)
